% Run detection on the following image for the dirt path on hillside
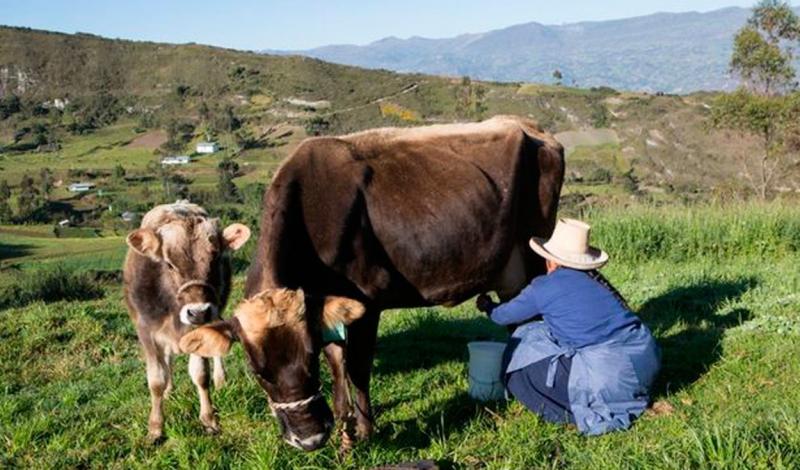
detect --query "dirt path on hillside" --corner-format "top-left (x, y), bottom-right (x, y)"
top-left (126, 130), bottom-right (167, 149)
top-left (321, 83), bottom-right (420, 117)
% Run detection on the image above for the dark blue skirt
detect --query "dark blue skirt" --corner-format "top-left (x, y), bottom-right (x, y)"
top-left (505, 355), bottom-right (574, 424)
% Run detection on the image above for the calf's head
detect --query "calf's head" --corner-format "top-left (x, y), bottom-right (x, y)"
top-left (179, 288), bottom-right (365, 451)
top-left (126, 218), bottom-right (251, 325)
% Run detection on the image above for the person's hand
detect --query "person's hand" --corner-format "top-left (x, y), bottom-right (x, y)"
top-left (476, 294), bottom-right (494, 314)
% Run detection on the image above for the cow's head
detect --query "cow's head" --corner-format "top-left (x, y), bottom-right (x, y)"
top-left (179, 288), bottom-right (365, 451)
top-left (126, 218), bottom-right (251, 325)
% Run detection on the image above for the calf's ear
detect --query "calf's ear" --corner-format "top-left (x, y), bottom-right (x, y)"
top-left (180, 321), bottom-right (236, 357)
top-left (223, 223), bottom-right (251, 251)
top-left (322, 297), bottom-right (366, 328)
top-left (126, 228), bottom-right (161, 260)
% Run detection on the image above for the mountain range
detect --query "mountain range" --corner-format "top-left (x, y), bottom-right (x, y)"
top-left (277, 7), bottom-right (800, 93)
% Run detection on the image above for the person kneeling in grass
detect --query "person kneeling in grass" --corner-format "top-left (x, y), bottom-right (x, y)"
top-left (477, 218), bottom-right (660, 435)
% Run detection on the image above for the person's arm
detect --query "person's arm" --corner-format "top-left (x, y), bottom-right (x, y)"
top-left (484, 281), bottom-right (541, 326)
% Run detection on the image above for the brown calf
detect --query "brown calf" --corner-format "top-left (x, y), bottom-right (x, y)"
top-left (123, 201), bottom-right (250, 441)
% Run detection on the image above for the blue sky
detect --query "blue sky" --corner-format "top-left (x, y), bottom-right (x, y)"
top-left (2, 0), bottom-right (762, 50)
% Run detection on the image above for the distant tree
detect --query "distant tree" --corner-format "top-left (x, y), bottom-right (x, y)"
top-left (138, 111), bottom-right (158, 130)
top-left (162, 119), bottom-right (195, 153)
top-left (67, 93), bottom-right (122, 134)
top-left (553, 69), bottom-right (563, 86)
top-left (198, 102), bottom-right (212, 122)
top-left (710, 0), bottom-right (800, 199)
top-left (304, 116), bottom-right (330, 136)
top-left (217, 158), bottom-right (242, 203)
top-left (213, 105), bottom-right (241, 134)
top-left (175, 84), bottom-right (191, 99)
top-left (158, 164), bottom-right (175, 200)
top-left (234, 126), bottom-right (259, 151)
top-left (32, 123), bottom-right (49, 147)
top-left (0, 95), bottom-right (21, 120)
top-left (0, 179), bottom-right (11, 200)
top-left (17, 174), bottom-right (41, 219)
top-left (455, 76), bottom-right (488, 120)
top-left (39, 168), bottom-right (53, 197)
top-left (590, 103), bottom-right (610, 128)
top-left (731, 0), bottom-right (799, 95)
top-left (0, 179), bottom-right (11, 223)
top-left (112, 164), bottom-right (126, 185)
top-left (0, 198), bottom-right (11, 223)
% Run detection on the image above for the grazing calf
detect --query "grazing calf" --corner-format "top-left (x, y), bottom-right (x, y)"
top-left (123, 201), bottom-right (250, 442)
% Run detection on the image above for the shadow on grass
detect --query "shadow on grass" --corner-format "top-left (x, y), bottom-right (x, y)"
top-left (374, 311), bottom-right (505, 376)
top-left (369, 312), bottom-right (507, 452)
top-left (637, 278), bottom-right (757, 395)
top-left (372, 389), bottom-right (509, 457)
top-left (0, 242), bottom-right (36, 262)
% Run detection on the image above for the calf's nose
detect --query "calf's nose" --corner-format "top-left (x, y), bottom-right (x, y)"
top-left (180, 302), bottom-right (215, 325)
top-left (188, 305), bottom-right (210, 320)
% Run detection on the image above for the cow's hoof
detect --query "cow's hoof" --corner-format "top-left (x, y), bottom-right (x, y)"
top-left (355, 423), bottom-right (372, 441)
top-left (201, 416), bottom-right (220, 435)
top-left (147, 430), bottom-right (165, 445)
top-left (203, 425), bottom-right (220, 435)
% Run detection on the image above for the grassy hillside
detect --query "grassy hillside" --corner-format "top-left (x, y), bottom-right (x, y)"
top-left (2, 25), bottom-right (794, 215)
top-left (2, 204), bottom-right (799, 468)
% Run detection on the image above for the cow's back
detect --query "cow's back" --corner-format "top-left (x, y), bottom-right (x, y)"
top-left (246, 116), bottom-right (564, 307)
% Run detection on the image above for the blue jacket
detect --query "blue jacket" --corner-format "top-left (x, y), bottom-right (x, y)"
top-left (490, 269), bottom-right (661, 435)
top-left (490, 268), bottom-right (641, 348)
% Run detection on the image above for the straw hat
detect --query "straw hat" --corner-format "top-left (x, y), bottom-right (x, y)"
top-left (529, 218), bottom-right (608, 270)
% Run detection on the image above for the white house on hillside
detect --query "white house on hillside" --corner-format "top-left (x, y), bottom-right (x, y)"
top-left (196, 142), bottom-right (219, 154)
top-left (68, 182), bottom-right (96, 192)
top-left (161, 155), bottom-right (190, 165)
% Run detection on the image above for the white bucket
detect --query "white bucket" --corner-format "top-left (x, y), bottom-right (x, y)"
top-left (467, 341), bottom-right (507, 401)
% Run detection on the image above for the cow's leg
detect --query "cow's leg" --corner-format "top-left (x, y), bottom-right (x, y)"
top-left (143, 344), bottom-right (172, 442)
top-left (212, 356), bottom-right (226, 388)
top-left (345, 311), bottom-right (380, 440)
top-left (323, 342), bottom-right (351, 420)
top-left (189, 354), bottom-right (219, 434)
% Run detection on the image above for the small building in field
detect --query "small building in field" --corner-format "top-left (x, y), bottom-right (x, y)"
top-left (196, 142), bottom-right (219, 154)
top-left (161, 155), bottom-right (190, 165)
top-left (121, 211), bottom-right (138, 223)
top-left (58, 219), bottom-right (71, 227)
top-left (68, 182), bottom-right (96, 192)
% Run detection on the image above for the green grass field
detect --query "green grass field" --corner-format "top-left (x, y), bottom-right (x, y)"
top-left (1, 205), bottom-right (799, 468)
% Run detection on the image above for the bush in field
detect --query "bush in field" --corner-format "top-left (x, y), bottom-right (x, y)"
top-left (0, 266), bottom-right (104, 310)
top-left (66, 93), bottom-right (122, 134)
top-left (161, 119), bottom-right (195, 152)
top-left (304, 116), bottom-right (330, 136)
top-left (217, 158), bottom-right (242, 203)
top-left (0, 94), bottom-right (22, 120)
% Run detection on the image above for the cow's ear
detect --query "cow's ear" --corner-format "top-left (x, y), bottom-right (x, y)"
top-left (179, 321), bottom-right (236, 357)
top-left (321, 297), bottom-right (366, 328)
top-left (223, 223), bottom-right (251, 251)
top-left (126, 228), bottom-right (162, 261)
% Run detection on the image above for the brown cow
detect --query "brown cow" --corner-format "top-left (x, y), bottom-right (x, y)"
top-left (181, 115), bottom-right (564, 450)
top-left (124, 201), bottom-right (251, 442)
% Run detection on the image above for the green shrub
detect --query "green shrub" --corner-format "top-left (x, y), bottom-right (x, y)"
top-left (0, 266), bottom-right (104, 310)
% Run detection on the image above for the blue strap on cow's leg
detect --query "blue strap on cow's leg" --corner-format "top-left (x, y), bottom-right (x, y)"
top-left (323, 322), bottom-right (347, 343)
